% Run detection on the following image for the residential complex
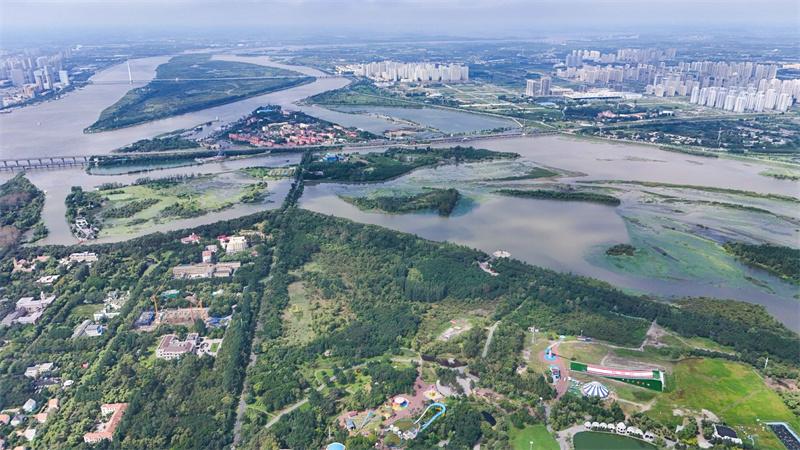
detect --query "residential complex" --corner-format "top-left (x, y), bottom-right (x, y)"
top-left (338, 61), bottom-right (469, 83)
top-left (553, 48), bottom-right (798, 113)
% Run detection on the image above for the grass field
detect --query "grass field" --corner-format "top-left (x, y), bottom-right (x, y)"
top-left (573, 431), bottom-right (656, 450)
top-left (647, 358), bottom-right (800, 450)
top-left (96, 173), bottom-right (267, 238)
top-left (69, 304), bottom-right (103, 321)
top-left (510, 424), bottom-right (559, 450)
top-left (282, 281), bottom-right (316, 345)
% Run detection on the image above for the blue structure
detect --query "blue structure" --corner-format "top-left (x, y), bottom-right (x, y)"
top-left (134, 310), bottom-right (155, 327)
top-left (414, 402), bottom-right (446, 432)
top-left (326, 443), bottom-right (346, 450)
top-left (544, 345), bottom-right (557, 361)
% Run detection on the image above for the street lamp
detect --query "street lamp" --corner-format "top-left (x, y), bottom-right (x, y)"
top-left (529, 440), bottom-right (533, 450)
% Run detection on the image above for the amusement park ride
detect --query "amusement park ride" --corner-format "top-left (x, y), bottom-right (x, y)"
top-left (414, 402), bottom-right (447, 432)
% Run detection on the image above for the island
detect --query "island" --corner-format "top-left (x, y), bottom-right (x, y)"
top-left (305, 146), bottom-right (519, 183)
top-left (86, 54), bottom-right (314, 132)
top-left (343, 188), bottom-right (461, 216)
top-left (495, 188), bottom-right (621, 206)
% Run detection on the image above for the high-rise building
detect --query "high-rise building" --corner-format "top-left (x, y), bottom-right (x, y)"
top-left (539, 76), bottom-right (551, 96)
top-left (690, 86), bottom-right (700, 103)
top-left (525, 79), bottom-right (537, 97)
top-left (10, 68), bottom-right (26, 87)
top-left (59, 70), bottom-right (70, 86)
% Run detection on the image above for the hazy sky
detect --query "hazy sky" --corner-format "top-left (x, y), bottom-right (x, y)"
top-left (1, 0), bottom-right (798, 41)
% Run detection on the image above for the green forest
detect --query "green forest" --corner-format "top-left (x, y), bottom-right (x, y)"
top-left (0, 173), bottom-right (46, 254)
top-left (724, 242), bottom-right (800, 283)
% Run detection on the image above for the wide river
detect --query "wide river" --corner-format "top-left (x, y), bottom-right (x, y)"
top-left (0, 55), bottom-right (797, 329)
top-left (301, 135), bottom-right (800, 330)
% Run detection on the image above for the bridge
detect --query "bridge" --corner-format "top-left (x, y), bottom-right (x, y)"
top-left (0, 156), bottom-right (90, 171)
top-left (89, 75), bottom-right (335, 85)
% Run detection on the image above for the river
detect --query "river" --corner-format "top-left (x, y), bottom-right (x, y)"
top-left (0, 55), bottom-right (797, 329)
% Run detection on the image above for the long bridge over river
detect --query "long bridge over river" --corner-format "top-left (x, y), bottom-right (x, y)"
top-left (0, 130), bottom-right (559, 173)
top-left (0, 155), bottom-right (91, 171)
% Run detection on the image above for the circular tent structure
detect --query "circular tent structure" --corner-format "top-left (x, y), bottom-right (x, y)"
top-left (326, 444), bottom-right (346, 450)
top-left (581, 381), bottom-right (610, 398)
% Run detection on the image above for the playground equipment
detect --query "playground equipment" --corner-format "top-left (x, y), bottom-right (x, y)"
top-left (544, 345), bottom-right (557, 361)
top-left (414, 402), bottom-right (447, 432)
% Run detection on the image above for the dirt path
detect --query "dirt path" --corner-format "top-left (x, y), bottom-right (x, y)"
top-left (482, 321), bottom-right (500, 358)
top-left (265, 397), bottom-right (310, 428)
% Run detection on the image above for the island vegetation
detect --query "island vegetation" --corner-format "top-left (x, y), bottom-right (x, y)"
top-left (305, 146), bottom-right (518, 183)
top-left (495, 188), bottom-right (621, 206)
top-left (490, 167), bottom-right (558, 181)
top-left (344, 188), bottom-right (461, 216)
top-left (86, 54), bottom-right (314, 132)
top-left (0, 173), bottom-right (46, 254)
top-left (723, 242), bottom-right (800, 283)
top-left (606, 243), bottom-right (636, 256)
top-left (116, 135), bottom-right (200, 153)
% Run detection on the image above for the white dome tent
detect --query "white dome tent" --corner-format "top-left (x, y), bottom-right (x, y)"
top-left (581, 381), bottom-right (610, 398)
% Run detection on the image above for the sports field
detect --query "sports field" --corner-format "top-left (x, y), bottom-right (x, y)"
top-left (510, 424), bottom-right (559, 450)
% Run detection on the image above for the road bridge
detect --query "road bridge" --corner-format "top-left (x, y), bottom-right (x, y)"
top-left (0, 155), bottom-right (90, 171)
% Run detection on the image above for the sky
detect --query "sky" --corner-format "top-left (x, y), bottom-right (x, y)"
top-left (1, 0), bottom-right (799, 42)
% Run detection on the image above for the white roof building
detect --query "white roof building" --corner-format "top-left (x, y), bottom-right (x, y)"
top-left (23, 398), bottom-right (37, 413)
top-left (582, 381), bottom-right (610, 398)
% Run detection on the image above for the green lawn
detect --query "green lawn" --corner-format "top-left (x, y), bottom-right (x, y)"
top-left (573, 431), bottom-right (656, 450)
top-left (69, 304), bottom-right (103, 320)
top-left (510, 424), bottom-right (559, 450)
top-left (647, 358), bottom-right (799, 450)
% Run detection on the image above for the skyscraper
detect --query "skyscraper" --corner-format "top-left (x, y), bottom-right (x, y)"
top-left (525, 79), bottom-right (537, 97)
top-left (539, 76), bottom-right (551, 96)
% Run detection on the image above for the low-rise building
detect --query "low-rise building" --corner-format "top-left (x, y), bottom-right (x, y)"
top-left (156, 333), bottom-right (199, 360)
top-left (72, 320), bottom-right (105, 338)
top-left (180, 233), bottom-right (201, 244)
top-left (24, 363), bottom-right (54, 379)
top-left (172, 262), bottom-right (241, 279)
top-left (134, 311), bottom-right (155, 328)
top-left (22, 399), bottom-right (37, 414)
top-left (223, 236), bottom-right (248, 253)
top-left (63, 252), bottom-right (98, 264)
top-left (83, 403), bottom-right (128, 444)
top-left (35, 275), bottom-right (59, 285)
